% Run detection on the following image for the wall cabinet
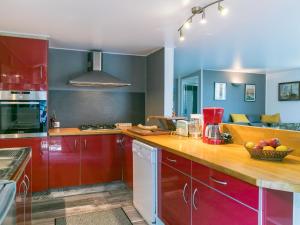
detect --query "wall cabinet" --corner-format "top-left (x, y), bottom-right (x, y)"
top-left (0, 137), bottom-right (48, 192)
top-left (0, 35), bottom-right (48, 90)
top-left (48, 134), bottom-right (122, 189)
top-left (158, 149), bottom-right (259, 225)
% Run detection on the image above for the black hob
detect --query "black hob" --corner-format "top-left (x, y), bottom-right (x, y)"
top-left (79, 124), bottom-right (117, 131)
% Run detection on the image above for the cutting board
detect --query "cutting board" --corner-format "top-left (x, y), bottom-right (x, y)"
top-left (127, 127), bottom-right (171, 136)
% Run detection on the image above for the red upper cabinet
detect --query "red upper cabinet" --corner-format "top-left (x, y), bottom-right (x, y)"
top-left (191, 179), bottom-right (258, 225)
top-left (81, 135), bottom-right (122, 185)
top-left (123, 135), bottom-right (133, 189)
top-left (0, 35), bottom-right (48, 90)
top-left (159, 162), bottom-right (191, 225)
top-left (48, 136), bottom-right (81, 188)
top-left (0, 137), bottom-right (48, 192)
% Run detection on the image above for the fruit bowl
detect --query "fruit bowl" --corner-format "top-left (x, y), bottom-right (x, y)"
top-left (244, 139), bottom-right (293, 161)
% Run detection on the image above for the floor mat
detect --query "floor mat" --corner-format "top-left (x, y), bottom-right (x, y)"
top-left (55, 208), bottom-right (132, 225)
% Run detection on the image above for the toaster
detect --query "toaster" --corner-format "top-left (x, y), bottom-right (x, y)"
top-left (176, 120), bottom-right (189, 137)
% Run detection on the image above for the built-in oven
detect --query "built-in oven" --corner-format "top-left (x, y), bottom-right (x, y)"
top-left (0, 91), bottom-right (47, 138)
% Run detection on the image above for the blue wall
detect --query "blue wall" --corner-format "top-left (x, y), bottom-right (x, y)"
top-left (202, 70), bottom-right (266, 122)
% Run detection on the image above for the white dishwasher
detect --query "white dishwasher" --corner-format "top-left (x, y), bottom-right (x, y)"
top-left (133, 140), bottom-right (157, 225)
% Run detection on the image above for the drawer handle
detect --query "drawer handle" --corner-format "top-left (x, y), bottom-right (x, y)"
top-left (182, 183), bottom-right (188, 204)
top-left (84, 139), bottom-right (87, 149)
top-left (166, 157), bottom-right (177, 163)
top-left (209, 176), bottom-right (228, 186)
top-left (192, 188), bottom-right (198, 210)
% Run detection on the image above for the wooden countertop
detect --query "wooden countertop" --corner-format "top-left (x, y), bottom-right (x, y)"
top-left (124, 130), bottom-right (300, 193)
top-left (49, 128), bottom-right (122, 136)
top-left (49, 128), bottom-right (300, 193)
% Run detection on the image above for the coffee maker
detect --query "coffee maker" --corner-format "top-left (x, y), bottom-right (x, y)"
top-left (202, 107), bottom-right (224, 144)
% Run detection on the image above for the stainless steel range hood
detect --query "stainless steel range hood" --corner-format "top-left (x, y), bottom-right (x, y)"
top-left (69, 51), bottom-right (131, 87)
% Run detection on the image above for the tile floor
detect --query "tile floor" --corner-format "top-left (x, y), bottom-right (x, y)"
top-left (31, 181), bottom-right (147, 225)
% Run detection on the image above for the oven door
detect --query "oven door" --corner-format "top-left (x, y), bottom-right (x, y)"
top-left (0, 100), bottom-right (47, 138)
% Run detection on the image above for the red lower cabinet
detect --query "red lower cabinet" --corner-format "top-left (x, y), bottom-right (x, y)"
top-left (123, 135), bottom-right (133, 189)
top-left (192, 179), bottom-right (258, 225)
top-left (263, 189), bottom-right (293, 225)
top-left (0, 137), bottom-right (48, 192)
top-left (15, 156), bottom-right (32, 225)
top-left (48, 134), bottom-right (122, 188)
top-left (81, 135), bottom-right (122, 185)
top-left (159, 162), bottom-right (191, 225)
top-left (158, 149), bottom-right (259, 225)
top-left (48, 136), bottom-right (81, 188)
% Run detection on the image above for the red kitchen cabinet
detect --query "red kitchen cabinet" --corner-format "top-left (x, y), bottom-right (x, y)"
top-left (48, 136), bottom-right (81, 188)
top-left (15, 155), bottom-right (32, 225)
top-left (191, 179), bottom-right (258, 225)
top-left (0, 35), bottom-right (48, 90)
top-left (123, 135), bottom-right (133, 189)
top-left (263, 188), bottom-right (293, 225)
top-left (159, 162), bottom-right (191, 225)
top-left (0, 137), bottom-right (49, 192)
top-left (81, 135), bottom-right (122, 185)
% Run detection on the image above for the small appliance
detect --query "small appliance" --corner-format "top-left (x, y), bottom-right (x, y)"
top-left (0, 90), bottom-right (47, 138)
top-left (176, 120), bottom-right (189, 137)
top-left (202, 107), bottom-right (224, 144)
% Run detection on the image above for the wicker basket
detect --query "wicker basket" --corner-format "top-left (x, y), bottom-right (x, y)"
top-left (244, 145), bottom-right (293, 161)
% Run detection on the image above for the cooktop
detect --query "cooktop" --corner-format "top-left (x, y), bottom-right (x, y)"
top-left (79, 124), bottom-right (118, 131)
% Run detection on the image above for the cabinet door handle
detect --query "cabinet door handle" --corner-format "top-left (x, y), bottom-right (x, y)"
top-left (23, 180), bottom-right (28, 197)
top-left (24, 175), bottom-right (30, 192)
top-left (74, 139), bottom-right (77, 149)
top-left (209, 176), bottom-right (228, 186)
top-left (166, 157), bottom-right (177, 163)
top-left (84, 139), bottom-right (87, 149)
top-left (192, 188), bottom-right (198, 210)
top-left (182, 183), bottom-right (188, 204)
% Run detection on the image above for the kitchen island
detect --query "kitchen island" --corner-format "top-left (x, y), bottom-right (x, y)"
top-left (49, 127), bottom-right (300, 225)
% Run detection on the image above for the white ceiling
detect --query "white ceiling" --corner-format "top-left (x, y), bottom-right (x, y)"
top-left (0, 0), bottom-right (300, 74)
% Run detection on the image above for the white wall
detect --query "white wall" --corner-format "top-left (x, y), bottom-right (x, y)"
top-left (164, 47), bottom-right (174, 116)
top-left (266, 69), bottom-right (300, 123)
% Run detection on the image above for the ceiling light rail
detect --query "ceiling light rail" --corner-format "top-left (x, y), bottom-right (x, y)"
top-left (178, 0), bottom-right (228, 41)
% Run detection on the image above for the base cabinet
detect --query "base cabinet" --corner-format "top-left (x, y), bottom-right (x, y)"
top-left (16, 157), bottom-right (32, 225)
top-left (158, 149), bottom-right (259, 225)
top-left (123, 136), bottom-right (133, 189)
top-left (48, 134), bottom-right (122, 189)
top-left (81, 135), bottom-right (122, 185)
top-left (159, 162), bottom-right (191, 225)
top-left (48, 136), bottom-right (81, 188)
top-left (0, 137), bottom-right (48, 193)
top-left (192, 179), bottom-right (257, 225)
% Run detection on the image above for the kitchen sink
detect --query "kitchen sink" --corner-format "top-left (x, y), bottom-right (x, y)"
top-left (0, 159), bottom-right (12, 169)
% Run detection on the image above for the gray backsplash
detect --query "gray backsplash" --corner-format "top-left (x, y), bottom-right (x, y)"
top-left (49, 90), bottom-right (145, 127)
top-left (48, 48), bottom-right (146, 127)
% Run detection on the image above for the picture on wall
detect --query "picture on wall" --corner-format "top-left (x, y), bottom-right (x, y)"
top-left (278, 81), bottom-right (300, 101)
top-left (214, 82), bottom-right (226, 100)
top-left (245, 84), bottom-right (256, 102)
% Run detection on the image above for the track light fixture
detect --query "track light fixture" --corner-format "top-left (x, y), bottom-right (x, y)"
top-left (178, 0), bottom-right (228, 41)
top-left (200, 10), bottom-right (207, 24)
top-left (218, 1), bottom-right (228, 16)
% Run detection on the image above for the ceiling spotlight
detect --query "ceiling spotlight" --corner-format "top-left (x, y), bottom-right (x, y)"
top-left (184, 18), bottom-right (192, 29)
top-left (179, 29), bottom-right (185, 41)
top-left (218, 1), bottom-right (228, 16)
top-left (200, 10), bottom-right (207, 24)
